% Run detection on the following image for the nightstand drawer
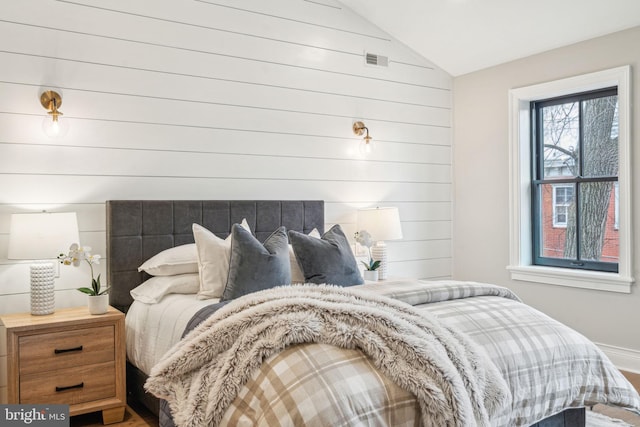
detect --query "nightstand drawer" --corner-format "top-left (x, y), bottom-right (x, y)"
top-left (19, 325), bottom-right (115, 375)
top-left (20, 361), bottom-right (116, 405)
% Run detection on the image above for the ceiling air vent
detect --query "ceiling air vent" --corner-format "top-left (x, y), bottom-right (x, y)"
top-left (365, 52), bottom-right (389, 67)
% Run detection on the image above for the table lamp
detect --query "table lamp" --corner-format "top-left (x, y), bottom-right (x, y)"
top-left (8, 212), bottom-right (80, 315)
top-left (357, 207), bottom-right (403, 280)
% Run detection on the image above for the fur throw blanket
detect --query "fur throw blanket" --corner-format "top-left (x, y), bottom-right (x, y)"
top-left (145, 284), bottom-right (510, 427)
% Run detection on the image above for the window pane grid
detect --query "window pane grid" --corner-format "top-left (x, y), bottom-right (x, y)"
top-left (531, 87), bottom-right (618, 273)
top-left (533, 176), bottom-right (618, 185)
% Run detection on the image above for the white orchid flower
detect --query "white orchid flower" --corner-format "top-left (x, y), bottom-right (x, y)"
top-left (58, 243), bottom-right (108, 296)
top-left (355, 230), bottom-right (373, 248)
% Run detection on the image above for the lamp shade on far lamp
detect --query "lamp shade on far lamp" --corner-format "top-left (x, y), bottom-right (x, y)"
top-left (357, 207), bottom-right (402, 280)
top-left (8, 212), bottom-right (80, 315)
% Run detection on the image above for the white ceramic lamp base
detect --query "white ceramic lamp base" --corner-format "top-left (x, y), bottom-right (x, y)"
top-left (30, 262), bottom-right (55, 315)
top-left (371, 242), bottom-right (388, 280)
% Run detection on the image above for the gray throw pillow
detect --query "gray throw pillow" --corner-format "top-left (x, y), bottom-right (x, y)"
top-left (288, 224), bottom-right (364, 286)
top-left (222, 224), bottom-right (291, 301)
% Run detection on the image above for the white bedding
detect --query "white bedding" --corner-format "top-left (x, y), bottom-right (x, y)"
top-left (126, 294), bottom-right (219, 374)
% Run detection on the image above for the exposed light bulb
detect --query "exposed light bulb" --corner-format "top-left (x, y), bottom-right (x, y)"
top-left (359, 136), bottom-right (374, 155)
top-left (42, 115), bottom-right (69, 138)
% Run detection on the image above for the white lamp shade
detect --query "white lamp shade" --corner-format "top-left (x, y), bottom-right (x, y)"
top-left (8, 212), bottom-right (80, 260)
top-left (357, 207), bottom-right (403, 241)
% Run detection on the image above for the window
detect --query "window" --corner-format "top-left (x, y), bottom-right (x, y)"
top-left (531, 88), bottom-right (618, 273)
top-left (507, 66), bottom-right (632, 293)
top-left (552, 185), bottom-right (573, 228)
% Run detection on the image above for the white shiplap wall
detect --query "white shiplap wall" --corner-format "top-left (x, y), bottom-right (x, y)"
top-left (0, 0), bottom-right (452, 314)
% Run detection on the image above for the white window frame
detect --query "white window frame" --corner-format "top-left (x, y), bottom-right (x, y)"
top-left (615, 182), bottom-right (620, 230)
top-left (551, 184), bottom-right (573, 228)
top-left (507, 66), bottom-right (633, 293)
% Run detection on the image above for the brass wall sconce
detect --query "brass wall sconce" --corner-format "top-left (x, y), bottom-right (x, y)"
top-left (40, 90), bottom-right (69, 137)
top-left (353, 121), bottom-right (373, 154)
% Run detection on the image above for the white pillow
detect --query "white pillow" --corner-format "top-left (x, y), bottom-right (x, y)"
top-left (138, 244), bottom-right (198, 276)
top-left (130, 274), bottom-right (200, 304)
top-left (290, 228), bottom-right (321, 283)
top-left (193, 219), bottom-right (251, 299)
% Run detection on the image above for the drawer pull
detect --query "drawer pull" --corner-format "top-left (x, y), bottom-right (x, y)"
top-left (54, 345), bottom-right (83, 354)
top-left (55, 382), bottom-right (84, 392)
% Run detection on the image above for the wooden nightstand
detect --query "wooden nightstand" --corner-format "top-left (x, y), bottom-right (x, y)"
top-left (0, 306), bottom-right (126, 425)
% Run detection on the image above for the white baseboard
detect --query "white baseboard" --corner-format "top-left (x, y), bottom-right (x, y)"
top-left (596, 342), bottom-right (640, 374)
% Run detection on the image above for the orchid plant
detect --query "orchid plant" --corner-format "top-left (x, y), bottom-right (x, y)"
top-left (354, 230), bottom-right (381, 271)
top-left (58, 244), bottom-right (109, 296)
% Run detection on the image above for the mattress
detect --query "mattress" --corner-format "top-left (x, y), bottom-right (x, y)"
top-left (126, 294), bottom-right (219, 375)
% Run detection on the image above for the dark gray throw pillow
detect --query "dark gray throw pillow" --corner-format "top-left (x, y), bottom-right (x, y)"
top-left (222, 224), bottom-right (291, 301)
top-left (288, 224), bottom-right (364, 286)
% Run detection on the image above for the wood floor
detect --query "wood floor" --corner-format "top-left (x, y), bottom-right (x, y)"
top-left (71, 371), bottom-right (640, 427)
top-left (70, 402), bottom-right (157, 427)
top-left (593, 370), bottom-right (640, 426)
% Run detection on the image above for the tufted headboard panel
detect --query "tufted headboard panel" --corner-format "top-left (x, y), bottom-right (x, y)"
top-left (106, 200), bottom-right (324, 313)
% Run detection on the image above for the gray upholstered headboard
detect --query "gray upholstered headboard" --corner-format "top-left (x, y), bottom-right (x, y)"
top-left (106, 200), bottom-right (324, 313)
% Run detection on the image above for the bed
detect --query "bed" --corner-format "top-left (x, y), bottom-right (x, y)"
top-left (106, 200), bottom-right (640, 427)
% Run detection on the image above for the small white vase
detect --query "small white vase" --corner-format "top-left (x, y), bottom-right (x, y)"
top-left (363, 270), bottom-right (379, 281)
top-left (87, 294), bottom-right (109, 315)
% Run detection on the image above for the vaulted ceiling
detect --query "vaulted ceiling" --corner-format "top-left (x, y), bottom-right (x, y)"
top-left (339, 0), bottom-right (640, 76)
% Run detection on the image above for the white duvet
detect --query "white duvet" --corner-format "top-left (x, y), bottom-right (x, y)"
top-left (126, 294), bottom-right (219, 374)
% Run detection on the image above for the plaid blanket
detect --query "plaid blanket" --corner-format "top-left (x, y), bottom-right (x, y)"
top-left (150, 280), bottom-right (640, 427)
top-left (146, 283), bottom-right (511, 427)
top-left (221, 342), bottom-right (420, 426)
top-left (367, 280), bottom-right (640, 426)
